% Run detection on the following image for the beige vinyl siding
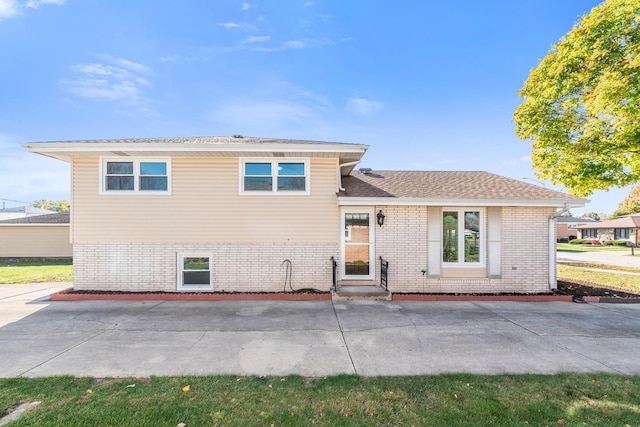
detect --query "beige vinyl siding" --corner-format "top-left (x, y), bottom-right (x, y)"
top-left (72, 157), bottom-right (339, 244)
top-left (0, 225), bottom-right (72, 257)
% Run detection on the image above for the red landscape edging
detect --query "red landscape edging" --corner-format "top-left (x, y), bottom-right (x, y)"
top-left (50, 288), bottom-right (332, 301)
top-left (50, 288), bottom-right (575, 302)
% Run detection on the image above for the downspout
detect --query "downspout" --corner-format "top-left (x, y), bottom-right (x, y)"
top-left (337, 161), bottom-right (360, 192)
top-left (548, 203), bottom-right (571, 290)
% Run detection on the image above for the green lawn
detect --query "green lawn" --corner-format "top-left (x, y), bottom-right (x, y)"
top-left (557, 264), bottom-right (640, 294)
top-left (1, 374), bottom-right (639, 426)
top-left (557, 243), bottom-right (633, 253)
top-left (0, 259), bottom-right (73, 284)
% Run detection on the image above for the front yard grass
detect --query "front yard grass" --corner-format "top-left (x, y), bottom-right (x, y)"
top-left (557, 263), bottom-right (640, 295)
top-left (0, 259), bottom-right (73, 284)
top-left (1, 374), bottom-right (639, 426)
top-left (557, 243), bottom-right (633, 253)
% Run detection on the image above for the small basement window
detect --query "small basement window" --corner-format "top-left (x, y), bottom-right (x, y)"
top-left (177, 254), bottom-right (212, 291)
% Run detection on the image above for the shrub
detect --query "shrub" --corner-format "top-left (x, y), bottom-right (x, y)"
top-left (569, 239), bottom-right (592, 245)
top-left (602, 240), bottom-right (630, 246)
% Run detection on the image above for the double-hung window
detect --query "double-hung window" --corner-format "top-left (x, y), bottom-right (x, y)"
top-left (177, 254), bottom-right (213, 291)
top-left (102, 158), bottom-right (170, 194)
top-left (241, 160), bottom-right (309, 194)
top-left (442, 209), bottom-right (485, 266)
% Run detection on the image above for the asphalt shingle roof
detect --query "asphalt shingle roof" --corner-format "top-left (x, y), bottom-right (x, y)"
top-left (578, 214), bottom-right (640, 229)
top-left (341, 170), bottom-right (585, 203)
top-left (25, 135), bottom-right (365, 147)
top-left (0, 212), bottom-right (70, 224)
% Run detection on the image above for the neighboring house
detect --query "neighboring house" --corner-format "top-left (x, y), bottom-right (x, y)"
top-left (0, 205), bottom-right (55, 221)
top-left (23, 136), bottom-right (586, 294)
top-left (577, 214), bottom-right (640, 246)
top-left (0, 212), bottom-right (72, 258)
top-left (556, 216), bottom-right (598, 242)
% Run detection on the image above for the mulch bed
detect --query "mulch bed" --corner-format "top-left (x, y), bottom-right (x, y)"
top-left (50, 281), bottom-right (640, 303)
top-left (556, 279), bottom-right (640, 303)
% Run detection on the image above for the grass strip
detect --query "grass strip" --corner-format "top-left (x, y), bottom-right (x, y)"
top-left (1, 374), bottom-right (639, 426)
top-left (557, 264), bottom-right (640, 295)
top-left (556, 243), bottom-right (634, 253)
top-left (0, 260), bottom-right (73, 284)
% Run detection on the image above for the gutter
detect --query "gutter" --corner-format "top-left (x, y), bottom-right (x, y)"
top-left (337, 161), bottom-right (361, 192)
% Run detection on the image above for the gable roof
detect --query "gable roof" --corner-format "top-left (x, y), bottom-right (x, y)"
top-left (340, 170), bottom-right (586, 207)
top-left (0, 212), bottom-right (70, 224)
top-left (22, 136), bottom-right (369, 175)
top-left (578, 214), bottom-right (640, 229)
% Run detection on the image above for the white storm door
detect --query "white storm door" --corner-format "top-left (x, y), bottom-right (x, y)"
top-left (341, 209), bottom-right (375, 280)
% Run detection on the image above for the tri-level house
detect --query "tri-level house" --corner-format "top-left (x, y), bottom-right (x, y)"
top-left (24, 136), bottom-right (586, 295)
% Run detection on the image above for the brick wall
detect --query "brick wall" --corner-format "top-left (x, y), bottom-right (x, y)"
top-left (374, 205), bottom-right (428, 290)
top-left (373, 205), bottom-right (555, 294)
top-left (73, 243), bottom-right (338, 292)
top-left (74, 206), bottom-right (555, 294)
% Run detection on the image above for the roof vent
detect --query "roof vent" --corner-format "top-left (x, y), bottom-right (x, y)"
top-left (359, 168), bottom-right (372, 174)
top-left (232, 134), bottom-right (244, 138)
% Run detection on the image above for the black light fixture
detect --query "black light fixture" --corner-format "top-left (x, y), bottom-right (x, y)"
top-left (376, 209), bottom-right (385, 226)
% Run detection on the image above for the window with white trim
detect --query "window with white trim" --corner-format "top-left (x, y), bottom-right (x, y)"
top-left (442, 209), bottom-right (485, 266)
top-left (177, 254), bottom-right (212, 291)
top-left (101, 158), bottom-right (170, 193)
top-left (241, 160), bottom-right (309, 194)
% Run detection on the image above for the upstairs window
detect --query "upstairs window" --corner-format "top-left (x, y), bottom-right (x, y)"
top-left (241, 160), bottom-right (309, 194)
top-left (102, 158), bottom-right (170, 194)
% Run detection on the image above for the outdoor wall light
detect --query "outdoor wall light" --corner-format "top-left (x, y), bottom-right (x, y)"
top-left (377, 209), bottom-right (385, 226)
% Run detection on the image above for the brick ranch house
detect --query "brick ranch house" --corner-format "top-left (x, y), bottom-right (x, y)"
top-left (577, 214), bottom-right (640, 246)
top-left (23, 136), bottom-right (586, 294)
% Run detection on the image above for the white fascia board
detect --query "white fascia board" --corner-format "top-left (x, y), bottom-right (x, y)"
top-left (22, 142), bottom-right (369, 154)
top-left (337, 197), bottom-right (587, 209)
top-left (0, 223), bottom-right (69, 227)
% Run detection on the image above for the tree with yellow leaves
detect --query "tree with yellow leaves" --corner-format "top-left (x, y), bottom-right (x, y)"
top-left (514, 0), bottom-right (640, 197)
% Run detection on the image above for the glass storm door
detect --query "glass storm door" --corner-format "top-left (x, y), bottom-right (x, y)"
top-left (342, 210), bottom-right (374, 280)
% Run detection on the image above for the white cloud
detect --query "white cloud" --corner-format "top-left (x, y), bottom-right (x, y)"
top-left (346, 97), bottom-right (383, 115)
top-left (241, 3), bottom-right (254, 11)
top-left (0, 0), bottom-right (65, 22)
top-left (217, 21), bottom-right (257, 31)
top-left (303, 1), bottom-right (315, 6)
top-left (283, 40), bottom-right (305, 49)
top-left (0, 0), bottom-right (19, 20)
top-left (25, 0), bottom-right (65, 8)
top-left (61, 56), bottom-right (156, 115)
top-left (243, 35), bottom-right (270, 43)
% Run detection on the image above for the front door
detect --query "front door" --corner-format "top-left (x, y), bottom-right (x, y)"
top-left (341, 209), bottom-right (375, 280)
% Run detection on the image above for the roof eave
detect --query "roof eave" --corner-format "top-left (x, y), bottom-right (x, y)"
top-left (337, 197), bottom-right (587, 208)
top-left (22, 142), bottom-right (369, 162)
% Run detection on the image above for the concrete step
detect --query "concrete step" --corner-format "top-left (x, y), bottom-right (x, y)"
top-left (332, 285), bottom-right (391, 301)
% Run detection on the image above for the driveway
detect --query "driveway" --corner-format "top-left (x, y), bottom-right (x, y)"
top-left (557, 249), bottom-right (640, 268)
top-left (1, 283), bottom-right (639, 377)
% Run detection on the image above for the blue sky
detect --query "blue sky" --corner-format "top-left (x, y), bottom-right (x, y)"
top-left (0, 0), bottom-right (626, 214)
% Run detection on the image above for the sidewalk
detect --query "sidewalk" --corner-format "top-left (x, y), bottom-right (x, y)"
top-left (557, 249), bottom-right (640, 268)
top-left (1, 283), bottom-right (639, 377)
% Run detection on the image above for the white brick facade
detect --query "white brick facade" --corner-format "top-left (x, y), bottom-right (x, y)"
top-left (372, 205), bottom-right (555, 294)
top-left (74, 243), bottom-right (338, 292)
top-left (73, 206), bottom-right (555, 294)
